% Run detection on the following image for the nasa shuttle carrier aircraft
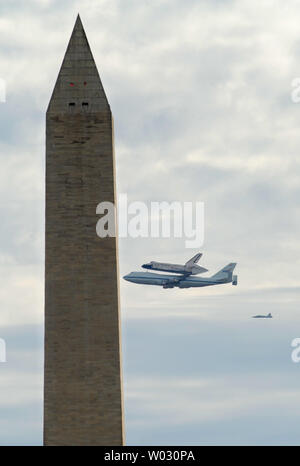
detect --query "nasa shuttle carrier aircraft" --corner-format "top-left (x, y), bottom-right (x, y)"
top-left (124, 253), bottom-right (237, 289)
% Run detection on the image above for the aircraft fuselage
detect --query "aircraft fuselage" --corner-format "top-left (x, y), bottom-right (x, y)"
top-left (123, 271), bottom-right (232, 289)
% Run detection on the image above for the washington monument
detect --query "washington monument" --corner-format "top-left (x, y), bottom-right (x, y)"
top-left (44, 15), bottom-right (124, 445)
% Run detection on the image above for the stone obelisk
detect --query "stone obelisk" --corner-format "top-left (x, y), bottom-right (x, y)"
top-left (44, 15), bottom-right (124, 446)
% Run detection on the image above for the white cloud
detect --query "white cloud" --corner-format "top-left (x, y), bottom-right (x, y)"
top-left (125, 373), bottom-right (300, 429)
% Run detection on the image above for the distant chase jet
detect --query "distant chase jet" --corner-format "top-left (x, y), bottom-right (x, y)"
top-left (252, 313), bottom-right (272, 319)
top-left (124, 262), bottom-right (237, 289)
top-left (142, 253), bottom-right (208, 275)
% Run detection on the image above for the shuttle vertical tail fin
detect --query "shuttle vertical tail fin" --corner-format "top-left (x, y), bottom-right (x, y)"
top-left (185, 253), bottom-right (202, 267)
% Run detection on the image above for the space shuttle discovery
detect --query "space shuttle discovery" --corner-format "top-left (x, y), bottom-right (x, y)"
top-left (142, 253), bottom-right (208, 275)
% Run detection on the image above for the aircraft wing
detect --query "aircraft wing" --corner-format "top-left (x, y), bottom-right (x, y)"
top-left (196, 265), bottom-right (208, 274)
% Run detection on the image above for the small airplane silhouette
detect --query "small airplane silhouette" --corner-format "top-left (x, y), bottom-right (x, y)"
top-left (252, 313), bottom-right (272, 319)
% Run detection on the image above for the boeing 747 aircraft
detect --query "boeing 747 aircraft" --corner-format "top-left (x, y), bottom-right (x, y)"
top-left (124, 262), bottom-right (237, 289)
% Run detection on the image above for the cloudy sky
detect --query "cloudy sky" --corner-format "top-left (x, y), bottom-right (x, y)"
top-left (1, 0), bottom-right (300, 445)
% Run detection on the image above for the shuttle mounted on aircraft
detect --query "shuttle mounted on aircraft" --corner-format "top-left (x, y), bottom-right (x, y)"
top-left (142, 253), bottom-right (208, 275)
top-left (124, 260), bottom-right (237, 290)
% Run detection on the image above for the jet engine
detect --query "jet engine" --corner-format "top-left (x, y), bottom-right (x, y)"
top-left (163, 282), bottom-right (175, 289)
